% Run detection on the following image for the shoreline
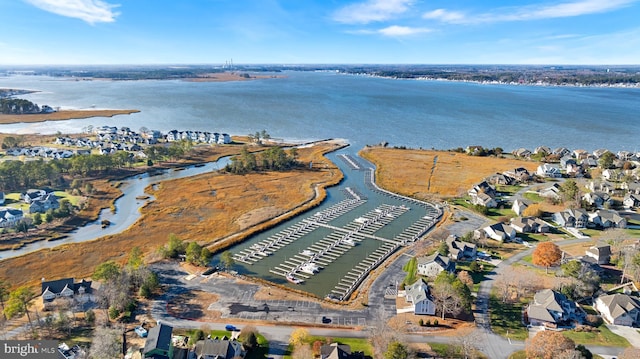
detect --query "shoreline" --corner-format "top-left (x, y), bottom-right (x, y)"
top-left (0, 109), bottom-right (140, 124)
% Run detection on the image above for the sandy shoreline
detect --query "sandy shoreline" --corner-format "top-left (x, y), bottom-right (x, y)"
top-left (0, 109), bottom-right (140, 124)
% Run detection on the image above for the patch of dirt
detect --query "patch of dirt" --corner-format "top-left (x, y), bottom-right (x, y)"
top-left (167, 290), bottom-right (221, 321)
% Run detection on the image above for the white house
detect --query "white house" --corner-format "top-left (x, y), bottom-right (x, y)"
top-left (416, 253), bottom-right (455, 277)
top-left (403, 279), bottom-right (436, 315)
top-left (595, 293), bottom-right (640, 326)
top-left (41, 278), bottom-right (93, 310)
top-left (512, 199), bottom-right (530, 216)
top-left (536, 163), bottom-right (562, 178)
top-left (478, 223), bottom-right (516, 242)
top-left (0, 207), bottom-right (24, 228)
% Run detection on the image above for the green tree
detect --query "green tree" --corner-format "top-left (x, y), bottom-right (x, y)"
top-left (384, 341), bottom-right (409, 359)
top-left (437, 241), bottom-right (449, 256)
top-left (127, 246), bottom-right (144, 270)
top-left (220, 250), bottom-right (235, 271)
top-left (93, 261), bottom-right (122, 281)
top-left (561, 260), bottom-right (581, 278)
top-left (4, 286), bottom-right (35, 335)
top-left (598, 151), bottom-right (616, 169)
top-left (45, 210), bottom-right (54, 223)
top-left (32, 212), bottom-right (42, 226)
top-left (85, 309), bottom-right (95, 324)
top-left (559, 179), bottom-right (580, 204)
top-left (185, 241), bottom-right (204, 266)
top-left (162, 233), bottom-right (186, 259)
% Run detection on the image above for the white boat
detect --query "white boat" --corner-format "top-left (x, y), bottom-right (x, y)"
top-left (256, 251), bottom-right (269, 257)
top-left (300, 262), bottom-right (320, 275)
top-left (286, 274), bottom-right (304, 284)
top-left (341, 238), bottom-right (356, 246)
top-left (300, 250), bottom-right (315, 257)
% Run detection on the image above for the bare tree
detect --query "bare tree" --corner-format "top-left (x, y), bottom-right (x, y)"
top-left (368, 308), bottom-right (398, 359)
top-left (89, 326), bottom-right (122, 359)
top-left (455, 331), bottom-right (482, 359)
top-left (291, 344), bottom-right (314, 359)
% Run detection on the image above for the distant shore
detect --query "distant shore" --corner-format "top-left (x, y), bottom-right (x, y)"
top-left (0, 109), bottom-right (140, 124)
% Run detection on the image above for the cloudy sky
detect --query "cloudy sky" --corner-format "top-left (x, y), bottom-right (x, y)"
top-left (1, 0), bottom-right (638, 65)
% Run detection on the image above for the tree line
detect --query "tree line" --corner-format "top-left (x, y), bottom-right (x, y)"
top-left (225, 145), bottom-right (298, 174)
top-left (0, 98), bottom-right (44, 114)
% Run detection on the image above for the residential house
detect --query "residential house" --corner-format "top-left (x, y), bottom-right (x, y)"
top-left (581, 157), bottom-right (598, 168)
top-left (539, 183), bottom-right (562, 200)
top-left (621, 181), bottom-right (640, 194)
top-left (560, 156), bottom-right (577, 168)
top-left (416, 253), bottom-right (455, 277)
top-left (510, 217), bottom-right (550, 234)
top-left (593, 148), bottom-right (611, 159)
top-left (590, 209), bottom-right (627, 229)
top-left (585, 244), bottom-right (611, 265)
top-left (573, 149), bottom-right (589, 160)
top-left (0, 207), bottom-right (23, 228)
top-left (527, 289), bottom-right (578, 328)
top-left (469, 192), bottom-right (498, 208)
top-left (193, 338), bottom-right (244, 359)
top-left (22, 188), bottom-right (53, 203)
top-left (218, 133), bottom-right (232, 144)
top-left (446, 235), bottom-right (477, 260)
top-left (553, 147), bottom-right (571, 158)
top-left (582, 192), bottom-right (613, 209)
top-left (595, 294), bottom-right (640, 326)
top-left (29, 192), bottom-right (59, 213)
top-left (587, 180), bottom-right (616, 195)
top-left (534, 146), bottom-right (551, 155)
top-left (469, 181), bottom-right (497, 198)
top-left (511, 199), bottom-right (530, 216)
top-left (623, 193), bottom-right (640, 209)
top-left (487, 173), bottom-right (516, 186)
top-left (513, 148), bottom-right (532, 158)
top-left (511, 167), bottom-right (532, 182)
top-left (536, 163), bottom-right (562, 178)
top-left (478, 223), bottom-right (516, 242)
top-left (552, 208), bottom-right (589, 228)
top-left (41, 278), bottom-right (92, 310)
top-left (602, 169), bottom-right (624, 182)
top-left (320, 343), bottom-right (365, 359)
top-left (143, 323), bottom-right (174, 359)
top-left (403, 279), bottom-right (437, 315)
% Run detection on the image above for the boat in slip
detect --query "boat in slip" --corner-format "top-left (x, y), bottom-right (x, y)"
top-left (256, 251), bottom-right (270, 257)
top-left (341, 238), bottom-right (357, 246)
top-left (286, 274), bottom-right (304, 284)
top-left (300, 249), bottom-right (315, 257)
top-left (300, 262), bottom-right (320, 275)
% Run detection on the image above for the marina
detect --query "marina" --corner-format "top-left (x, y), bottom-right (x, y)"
top-left (228, 151), bottom-right (443, 300)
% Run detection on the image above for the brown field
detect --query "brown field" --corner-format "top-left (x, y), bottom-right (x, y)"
top-left (360, 147), bottom-right (539, 199)
top-left (0, 109), bottom-right (139, 124)
top-left (0, 141), bottom-right (344, 290)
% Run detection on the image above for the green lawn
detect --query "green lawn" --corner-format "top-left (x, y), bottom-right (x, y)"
top-left (523, 192), bottom-right (542, 202)
top-left (489, 295), bottom-right (529, 340)
top-left (496, 185), bottom-right (524, 196)
top-left (563, 324), bottom-right (630, 347)
top-left (307, 336), bottom-right (373, 356)
top-left (456, 261), bottom-right (496, 293)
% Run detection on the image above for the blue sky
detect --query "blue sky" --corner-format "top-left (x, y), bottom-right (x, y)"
top-left (1, 0), bottom-right (639, 65)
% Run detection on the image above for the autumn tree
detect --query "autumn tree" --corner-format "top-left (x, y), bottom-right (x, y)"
top-left (239, 325), bottom-right (259, 351)
top-left (289, 327), bottom-right (309, 347)
top-left (526, 331), bottom-right (576, 359)
top-left (291, 344), bottom-right (313, 359)
top-left (522, 203), bottom-right (543, 218)
top-left (533, 242), bottom-right (562, 273)
top-left (457, 271), bottom-right (474, 290)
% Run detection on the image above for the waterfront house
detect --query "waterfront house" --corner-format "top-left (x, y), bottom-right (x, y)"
top-left (553, 147), bottom-right (571, 158)
top-left (144, 323), bottom-right (174, 359)
top-left (513, 148), bottom-right (532, 158)
top-left (29, 192), bottom-right (59, 214)
top-left (194, 337), bottom-right (245, 359)
top-left (416, 253), bottom-right (455, 277)
top-left (0, 207), bottom-right (23, 228)
top-left (403, 279), bottom-right (437, 315)
top-left (41, 278), bottom-right (92, 310)
top-left (446, 235), bottom-right (477, 260)
top-left (527, 289), bottom-right (578, 328)
top-left (585, 244), bottom-right (611, 265)
top-left (534, 146), bottom-right (551, 155)
top-left (595, 294), bottom-right (640, 326)
top-left (511, 199), bottom-right (530, 216)
top-left (477, 223), bottom-right (516, 242)
top-left (536, 163), bottom-right (562, 178)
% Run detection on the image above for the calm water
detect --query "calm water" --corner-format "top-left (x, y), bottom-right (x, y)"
top-left (1, 71), bottom-right (639, 152)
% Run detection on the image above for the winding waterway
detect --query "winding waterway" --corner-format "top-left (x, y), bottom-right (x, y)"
top-left (1, 158), bottom-right (230, 259)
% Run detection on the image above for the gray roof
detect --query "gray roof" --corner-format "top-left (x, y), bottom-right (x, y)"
top-left (405, 279), bottom-right (430, 304)
top-left (194, 338), bottom-right (243, 359)
top-left (598, 294), bottom-right (640, 321)
top-left (417, 253), bottom-right (451, 270)
top-left (144, 323), bottom-right (173, 356)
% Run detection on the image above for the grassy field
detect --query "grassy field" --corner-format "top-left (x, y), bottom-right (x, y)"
top-left (359, 147), bottom-right (538, 199)
top-left (489, 295), bottom-right (529, 340)
top-left (0, 141), bottom-right (345, 289)
top-left (0, 109), bottom-right (139, 124)
top-left (563, 324), bottom-right (630, 347)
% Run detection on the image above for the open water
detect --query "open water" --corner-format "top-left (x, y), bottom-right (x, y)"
top-left (1, 71), bottom-right (638, 152)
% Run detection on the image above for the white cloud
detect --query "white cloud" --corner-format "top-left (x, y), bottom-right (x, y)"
top-left (423, 0), bottom-right (637, 24)
top-left (378, 25), bottom-right (431, 36)
top-left (25, 0), bottom-right (120, 24)
top-left (333, 0), bottom-right (414, 24)
top-left (422, 9), bottom-right (466, 23)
